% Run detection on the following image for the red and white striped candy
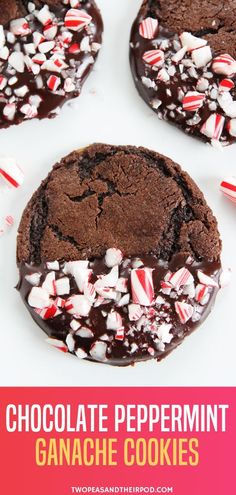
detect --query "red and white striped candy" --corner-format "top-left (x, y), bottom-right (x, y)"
top-left (228, 119), bottom-right (236, 137)
top-left (68, 42), bottom-right (80, 54)
top-left (37, 6), bottom-right (53, 26)
top-left (131, 267), bottom-right (154, 306)
top-left (64, 77), bottom-right (75, 92)
top-left (117, 293), bottom-right (130, 307)
top-left (195, 284), bottom-right (209, 304)
top-left (115, 328), bottom-right (125, 341)
top-left (180, 32), bottom-right (207, 51)
top-left (20, 104), bottom-right (38, 119)
top-left (64, 9), bottom-right (92, 31)
top-left (38, 303), bottom-right (61, 320)
top-left (28, 287), bottom-right (50, 309)
top-left (43, 23), bottom-right (58, 40)
top-left (139, 17), bottom-right (158, 39)
top-left (55, 297), bottom-right (65, 308)
top-left (200, 113), bottom-right (225, 140)
top-left (219, 79), bottom-right (234, 92)
top-left (142, 49), bottom-right (164, 67)
top-left (157, 68), bottom-right (170, 82)
top-left (128, 304), bottom-right (143, 321)
top-left (47, 75), bottom-right (61, 91)
top-left (174, 301), bottom-right (194, 324)
top-left (42, 271), bottom-right (56, 296)
top-left (106, 311), bottom-right (123, 330)
top-left (65, 294), bottom-right (91, 316)
top-left (182, 91), bottom-right (205, 112)
top-left (10, 18), bottom-right (31, 36)
top-left (0, 76), bottom-right (7, 90)
top-left (45, 338), bottom-right (68, 353)
top-left (90, 341), bottom-right (107, 361)
top-left (169, 267), bottom-right (194, 289)
top-left (95, 287), bottom-right (118, 301)
top-left (197, 271), bottom-right (218, 288)
top-left (84, 282), bottom-right (96, 303)
top-left (33, 31), bottom-right (45, 48)
top-left (105, 248), bottom-right (123, 267)
top-left (0, 156), bottom-right (24, 188)
top-left (212, 54), bottom-right (236, 76)
top-left (220, 176), bottom-right (236, 203)
top-left (160, 280), bottom-right (172, 295)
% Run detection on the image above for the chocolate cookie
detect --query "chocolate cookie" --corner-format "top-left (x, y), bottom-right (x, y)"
top-left (17, 144), bottom-right (222, 366)
top-left (130, 0), bottom-right (236, 147)
top-left (0, 0), bottom-right (103, 128)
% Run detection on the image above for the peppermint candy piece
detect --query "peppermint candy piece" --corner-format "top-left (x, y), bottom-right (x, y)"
top-left (10, 18), bottom-right (31, 36)
top-left (0, 156), bottom-right (24, 188)
top-left (105, 248), bottom-right (123, 267)
top-left (175, 301), bottom-right (194, 324)
top-left (115, 328), bottom-right (125, 341)
top-left (3, 104), bottom-right (16, 122)
top-left (157, 68), bottom-right (170, 83)
top-left (169, 267), bottom-right (194, 290)
top-left (106, 311), bottom-right (123, 330)
top-left (220, 176), bottom-right (236, 203)
top-left (28, 287), bottom-right (50, 309)
top-left (25, 273), bottom-right (41, 286)
top-left (95, 265), bottom-right (119, 289)
top-left (90, 341), bottom-right (107, 362)
top-left (37, 6), bottom-right (53, 26)
top-left (55, 277), bottom-right (70, 296)
top-left (219, 79), bottom-right (234, 92)
top-left (139, 17), bottom-right (158, 39)
top-left (180, 32), bottom-right (207, 51)
top-left (0, 25), bottom-right (5, 49)
top-left (195, 284), bottom-right (209, 305)
top-left (76, 327), bottom-right (94, 338)
top-left (47, 75), bottom-right (61, 92)
top-left (66, 333), bottom-right (75, 352)
top-left (200, 113), bottom-right (225, 141)
top-left (172, 46), bottom-right (187, 64)
top-left (157, 323), bottom-right (173, 344)
top-left (131, 267), bottom-right (154, 306)
top-left (196, 78), bottom-right (209, 92)
top-left (128, 304), bottom-right (143, 322)
top-left (0, 76), bottom-right (7, 90)
top-left (182, 92), bottom-right (205, 112)
top-left (192, 46), bottom-right (212, 68)
top-left (46, 338), bottom-right (68, 353)
top-left (37, 304), bottom-right (61, 320)
top-left (143, 49), bottom-right (164, 67)
top-left (65, 295), bottom-right (91, 316)
top-left (227, 118), bottom-right (236, 137)
top-left (64, 9), bottom-right (92, 31)
top-left (42, 271), bottom-right (56, 296)
top-left (43, 23), bottom-right (58, 41)
top-left (197, 271), bottom-right (218, 288)
top-left (8, 52), bottom-right (25, 73)
top-left (212, 54), bottom-right (236, 76)
top-left (75, 348), bottom-right (88, 359)
top-left (46, 261), bottom-right (59, 271)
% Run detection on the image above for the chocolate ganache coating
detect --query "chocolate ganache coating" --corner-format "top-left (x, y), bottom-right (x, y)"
top-left (17, 144), bottom-right (222, 365)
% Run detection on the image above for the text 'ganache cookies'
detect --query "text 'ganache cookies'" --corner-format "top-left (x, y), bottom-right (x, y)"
top-left (17, 144), bottom-right (222, 366)
top-left (130, 0), bottom-right (236, 147)
top-left (0, 0), bottom-right (103, 128)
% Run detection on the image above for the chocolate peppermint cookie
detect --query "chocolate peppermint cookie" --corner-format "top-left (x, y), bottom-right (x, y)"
top-left (0, 0), bottom-right (103, 128)
top-left (17, 144), bottom-right (222, 365)
top-left (130, 0), bottom-right (236, 147)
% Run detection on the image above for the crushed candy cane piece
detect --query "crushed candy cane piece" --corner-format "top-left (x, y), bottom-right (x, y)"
top-left (139, 17), bottom-right (158, 39)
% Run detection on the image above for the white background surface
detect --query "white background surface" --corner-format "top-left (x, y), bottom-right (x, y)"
top-left (0, 0), bottom-right (235, 386)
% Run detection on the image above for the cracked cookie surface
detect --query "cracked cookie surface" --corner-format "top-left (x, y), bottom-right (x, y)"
top-left (16, 145), bottom-right (222, 366)
top-left (130, 0), bottom-right (236, 146)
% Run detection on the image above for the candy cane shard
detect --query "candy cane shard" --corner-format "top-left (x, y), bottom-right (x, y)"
top-left (220, 176), bottom-right (236, 203)
top-left (139, 17), bottom-right (158, 39)
top-left (143, 49), bottom-right (164, 67)
top-left (131, 268), bottom-right (154, 306)
top-left (46, 338), bottom-right (68, 353)
top-left (64, 9), bottom-right (92, 31)
top-left (0, 156), bottom-right (24, 188)
top-left (175, 301), bottom-right (194, 324)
